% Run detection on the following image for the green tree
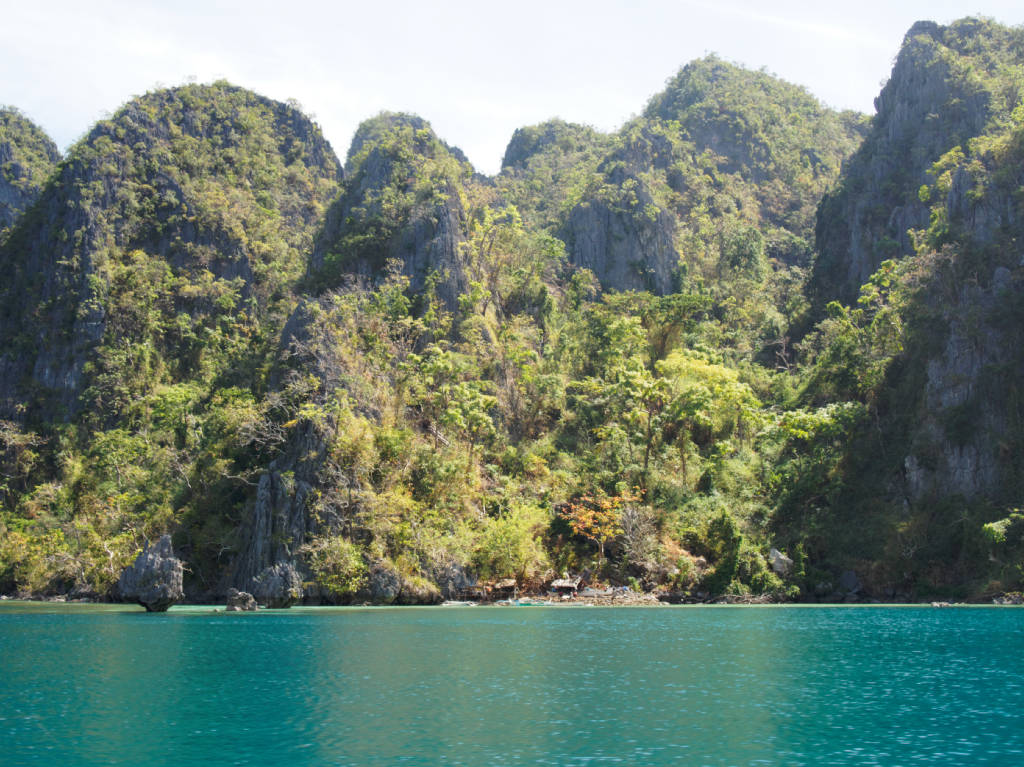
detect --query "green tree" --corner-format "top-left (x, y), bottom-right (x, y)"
top-left (473, 503), bottom-right (550, 582)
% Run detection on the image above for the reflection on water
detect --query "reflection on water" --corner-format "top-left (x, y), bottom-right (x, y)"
top-left (1, 604), bottom-right (1023, 765)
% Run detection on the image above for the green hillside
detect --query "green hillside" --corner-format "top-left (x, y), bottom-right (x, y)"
top-left (2, 19), bottom-right (1023, 604)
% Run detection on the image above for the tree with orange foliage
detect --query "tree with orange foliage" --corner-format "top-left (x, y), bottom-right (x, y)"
top-left (560, 490), bottom-right (640, 564)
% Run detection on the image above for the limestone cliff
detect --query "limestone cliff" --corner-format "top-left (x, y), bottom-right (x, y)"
top-left (309, 113), bottom-right (471, 309)
top-left (0, 82), bottom-right (341, 421)
top-left (501, 57), bottom-right (865, 295)
top-left (798, 19), bottom-right (1024, 578)
top-left (564, 166), bottom-right (681, 294)
top-left (898, 120), bottom-right (1024, 505)
top-left (811, 18), bottom-right (1024, 306)
top-left (0, 108), bottom-right (60, 236)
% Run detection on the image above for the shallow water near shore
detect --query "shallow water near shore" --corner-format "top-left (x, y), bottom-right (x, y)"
top-left (2, 603), bottom-right (1022, 765)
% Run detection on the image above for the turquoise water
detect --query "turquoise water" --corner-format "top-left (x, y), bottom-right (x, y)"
top-left (1, 604), bottom-right (1023, 765)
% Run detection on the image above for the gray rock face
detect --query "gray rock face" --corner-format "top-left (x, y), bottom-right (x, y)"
top-left (808, 18), bottom-right (1024, 509)
top-left (236, 469), bottom-right (314, 588)
top-left (252, 562), bottom-right (303, 608)
top-left (811, 19), bottom-right (1015, 305)
top-left (901, 279), bottom-right (1019, 501)
top-left (118, 535), bottom-right (184, 612)
top-left (236, 115), bottom-right (471, 593)
top-left (0, 84), bottom-right (341, 422)
top-left (0, 107), bottom-right (60, 233)
top-left (356, 560), bottom-right (442, 605)
top-left (229, 419), bottom-right (325, 593)
top-left (768, 548), bottom-right (793, 577)
top-left (566, 173), bottom-right (679, 295)
top-left (432, 562), bottom-right (477, 600)
top-left (310, 113), bottom-right (469, 310)
top-left (364, 560), bottom-right (402, 604)
top-left (225, 588), bottom-right (257, 612)
top-left (889, 79), bottom-right (1024, 505)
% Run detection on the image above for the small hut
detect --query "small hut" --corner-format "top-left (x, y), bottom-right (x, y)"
top-left (456, 585), bottom-right (488, 601)
top-left (492, 578), bottom-right (518, 600)
top-left (549, 576), bottom-right (582, 597)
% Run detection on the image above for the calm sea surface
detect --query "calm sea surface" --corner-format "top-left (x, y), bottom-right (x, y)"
top-left (1, 603), bottom-right (1022, 765)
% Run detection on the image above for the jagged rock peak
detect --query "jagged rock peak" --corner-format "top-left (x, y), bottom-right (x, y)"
top-left (0, 81), bottom-right (343, 421)
top-left (118, 535), bottom-right (184, 612)
top-left (900, 16), bottom-right (1022, 51)
top-left (903, 19), bottom-right (942, 43)
top-left (644, 55), bottom-right (863, 184)
top-left (556, 55), bottom-right (865, 296)
top-left (872, 17), bottom-right (1023, 141)
top-left (310, 111), bottom-right (471, 304)
top-left (0, 107), bottom-right (60, 234)
top-left (810, 16), bottom-right (1024, 306)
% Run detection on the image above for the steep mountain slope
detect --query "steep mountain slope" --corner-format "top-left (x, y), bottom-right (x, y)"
top-left (789, 17), bottom-right (1024, 595)
top-left (0, 107), bottom-right (60, 237)
top-left (497, 119), bottom-right (611, 234)
top-left (0, 82), bottom-right (341, 421)
top-left (226, 66), bottom-right (870, 604)
top-left (494, 59), bottom-right (866, 366)
top-left (309, 112), bottom-right (472, 309)
top-left (811, 18), bottom-right (1024, 305)
top-left (504, 57), bottom-right (867, 297)
top-left (5, 21), bottom-right (1024, 604)
top-left (0, 83), bottom-right (342, 597)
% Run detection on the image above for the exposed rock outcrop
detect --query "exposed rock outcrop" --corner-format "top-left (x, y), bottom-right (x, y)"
top-left (0, 107), bottom-right (60, 235)
top-left (808, 18), bottom-right (1024, 507)
top-left (118, 535), bottom-right (184, 612)
top-left (552, 56), bottom-right (863, 294)
top-left (811, 18), bottom-right (1024, 305)
top-left (352, 560), bottom-right (443, 604)
top-left (309, 112), bottom-right (470, 309)
top-left (252, 562), bottom-right (303, 608)
top-left (565, 171), bottom-right (680, 294)
top-left (0, 82), bottom-right (341, 421)
top-left (433, 562), bottom-right (477, 600)
top-left (225, 588), bottom-right (258, 612)
top-left (769, 548), bottom-right (793, 577)
top-left (235, 468), bottom-right (315, 589)
top-left (902, 279), bottom-right (1018, 501)
top-left (362, 559), bottom-right (402, 604)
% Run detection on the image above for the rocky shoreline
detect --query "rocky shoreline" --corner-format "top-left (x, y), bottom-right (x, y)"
top-left (4, 536), bottom-right (1021, 610)
top-left (4, 590), bottom-right (1022, 608)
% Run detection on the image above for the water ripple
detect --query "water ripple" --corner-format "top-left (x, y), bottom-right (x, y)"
top-left (0, 605), bottom-right (1022, 765)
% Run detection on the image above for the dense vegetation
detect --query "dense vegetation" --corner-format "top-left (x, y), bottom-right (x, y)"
top-left (1, 19), bottom-right (1023, 604)
top-left (0, 83), bottom-right (341, 596)
top-left (0, 107), bottom-right (60, 237)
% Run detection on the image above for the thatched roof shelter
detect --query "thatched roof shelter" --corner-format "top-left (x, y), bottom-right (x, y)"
top-left (550, 577), bottom-right (582, 592)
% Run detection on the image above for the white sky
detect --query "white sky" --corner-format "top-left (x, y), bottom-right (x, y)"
top-left (1, 1), bottom-right (1022, 175)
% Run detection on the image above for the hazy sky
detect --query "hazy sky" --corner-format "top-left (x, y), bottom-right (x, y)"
top-left (2, 1), bottom-right (1022, 174)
